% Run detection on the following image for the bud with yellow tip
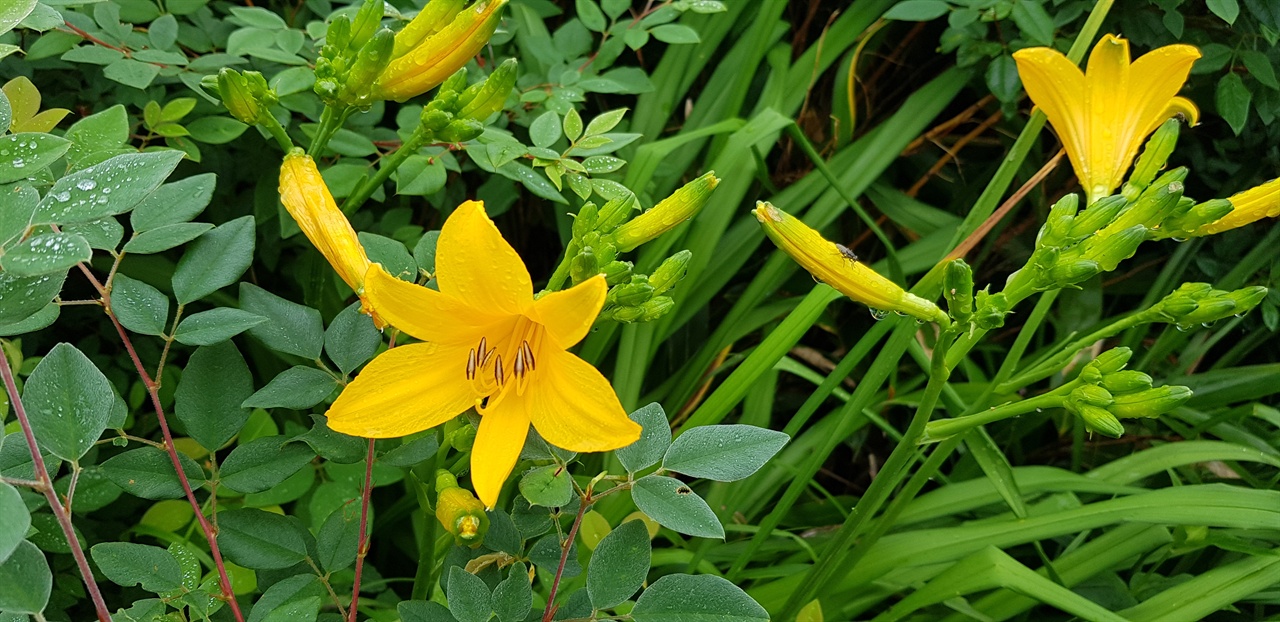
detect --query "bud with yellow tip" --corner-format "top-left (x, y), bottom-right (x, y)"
top-left (1191, 177), bottom-right (1280, 235)
top-left (611, 172), bottom-right (719, 252)
top-left (435, 470), bottom-right (489, 547)
top-left (374, 0), bottom-right (508, 102)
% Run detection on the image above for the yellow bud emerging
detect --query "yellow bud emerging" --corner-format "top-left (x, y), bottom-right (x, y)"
top-left (374, 0), bottom-right (508, 102)
top-left (435, 470), bottom-right (489, 547)
top-left (1192, 177), bottom-right (1280, 235)
top-left (753, 202), bottom-right (947, 324)
top-left (611, 172), bottom-right (719, 252)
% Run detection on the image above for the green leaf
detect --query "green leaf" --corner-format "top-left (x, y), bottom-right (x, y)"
top-left (220, 435), bottom-right (316, 493)
top-left (0, 270), bottom-right (66, 326)
top-left (616, 403), bottom-right (672, 473)
top-left (64, 104), bottom-right (129, 166)
top-left (0, 231), bottom-right (91, 277)
top-left (1010, 0), bottom-right (1054, 45)
top-left (295, 414), bottom-right (366, 463)
top-left (21, 343), bottom-right (114, 461)
top-left (587, 519), bottom-right (651, 609)
top-left (1217, 72), bottom-right (1252, 135)
top-left (519, 464), bottom-right (573, 507)
top-left (1208, 0), bottom-right (1239, 24)
top-left (630, 475), bottom-right (723, 539)
top-left (986, 55), bottom-right (1021, 103)
top-left (492, 562), bottom-right (531, 622)
top-left (576, 0), bottom-right (606, 31)
top-left (357, 232), bottom-right (417, 281)
top-left (217, 508), bottom-right (308, 569)
top-left (240, 282), bottom-right (324, 359)
top-left (650, 24), bottom-right (700, 44)
top-left (662, 424), bottom-right (788, 482)
top-left (90, 542), bottom-right (184, 593)
top-left (101, 446), bottom-right (206, 499)
top-left (63, 217), bottom-right (124, 250)
top-left (396, 154), bottom-right (448, 196)
top-left (0, 541), bottom-right (51, 614)
top-left (530, 110), bottom-right (562, 149)
top-left (601, 0), bottom-right (628, 19)
top-left (0, 482), bottom-right (29, 563)
top-left (0, 302), bottom-right (58, 337)
top-left (379, 433), bottom-right (439, 468)
top-left (124, 222), bottom-right (215, 254)
top-left (447, 566), bottom-right (493, 622)
top-left (174, 341), bottom-right (254, 450)
top-left (883, 0), bottom-right (950, 20)
top-left (131, 173), bottom-right (217, 231)
top-left (1241, 50), bottom-right (1278, 90)
top-left (0, 133), bottom-right (71, 184)
top-left (187, 116), bottom-right (249, 145)
top-left (149, 13), bottom-right (178, 49)
top-left (563, 107), bottom-right (583, 142)
top-left (584, 109), bottom-right (627, 137)
top-left (172, 215), bottom-right (255, 304)
top-left (324, 302), bottom-right (381, 374)
top-left (173, 307), bottom-right (267, 346)
top-left (247, 574), bottom-right (324, 622)
top-left (0, 182), bottom-right (37, 248)
top-left (316, 503), bottom-right (360, 572)
top-left (412, 231), bottom-right (439, 275)
top-left (104, 58), bottom-right (162, 89)
top-left (111, 273), bottom-right (170, 337)
top-left (242, 366), bottom-right (336, 410)
top-left (0, 0), bottom-right (37, 36)
top-left (35, 150), bottom-right (184, 226)
top-left (631, 574), bottom-right (768, 622)
top-left (399, 601), bottom-right (458, 622)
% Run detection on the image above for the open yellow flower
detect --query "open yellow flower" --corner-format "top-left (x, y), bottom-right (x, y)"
top-left (753, 202), bottom-right (947, 325)
top-left (326, 201), bottom-right (641, 507)
top-left (1193, 178), bottom-right (1280, 235)
top-left (374, 0), bottom-right (508, 102)
top-left (278, 149), bottom-right (384, 327)
top-left (1013, 35), bottom-right (1200, 204)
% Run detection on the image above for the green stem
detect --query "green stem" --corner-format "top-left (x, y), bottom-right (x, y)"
top-left (309, 104), bottom-right (353, 157)
top-left (342, 130), bottom-right (434, 214)
top-left (922, 392), bottom-right (1066, 442)
top-left (544, 242), bottom-right (578, 292)
top-left (999, 311), bottom-right (1150, 393)
top-left (784, 123), bottom-right (904, 283)
top-left (259, 111), bottom-right (294, 153)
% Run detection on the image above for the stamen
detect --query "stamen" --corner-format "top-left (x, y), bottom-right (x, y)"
top-left (521, 341), bottom-right (535, 371)
top-left (493, 354), bottom-right (504, 386)
top-left (466, 347), bottom-right (478, 380)
top-left (513, 346), bottom-right (527, 379)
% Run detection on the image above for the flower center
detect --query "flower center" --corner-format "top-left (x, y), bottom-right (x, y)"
top-left (465, 316), bottom-right (544, 413)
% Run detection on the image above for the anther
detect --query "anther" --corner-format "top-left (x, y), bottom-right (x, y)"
top-left (466, 347), bottom-right (478, 380)
top-left (493, 354), bottom-right (504, 386)
top-left (521, 341), bottom-right (535, 371)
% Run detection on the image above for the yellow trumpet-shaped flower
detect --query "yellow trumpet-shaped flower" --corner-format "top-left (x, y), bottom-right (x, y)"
top-left (374, 0), bottom-right (508, 102)
top-left (278, 149), bottom-right (385, 327)
top-left (326, 201), bottom-right (641, 508)
top-left (753, 202), bottom-right (947, 324)
top-left (1012, 35), bottom-right (1201, 204)
top-left (1193, 178), bottom-right (1280, 235)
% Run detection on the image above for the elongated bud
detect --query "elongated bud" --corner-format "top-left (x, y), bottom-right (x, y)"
top-left (458, 58), bottom-right (518, 122)
top-left (439, 67), bottom-right (468, 96)
top-left (1107, 169), bottom-right (1186, 232)
top-left (1077, 404), bottom-right (1125, 438)
top-left (1070, 384), bottom-right (1114, 408)
top-left (1129, 118), bottom-right (1180, 191)
top-left (349, 0), bottom-right (386, 51)
top-left (651, 250), bottom-right (691, 295)
top-left (324, 15), bottom-right (353, 57)
top-left (1084, 347), bottom-right (1132, 376)
top-left (217, 69), bottom-right (275, 125)
top-left (613, 172), bottom-right (719, 252)
top-left (1177, 297), bottom-right (1239, 326)
top-left (609, 296), bottom-right (673, 323)
top-left (437, 118), bottom-right (484, 143)
top-left (1102, 370), bottom-right (1153, 393)
top-left (1109, 385), bottom-right (1192, 419)
top-left (608, 277), bottom-right (654, 307)
top-left (340, 28), bottom-right (396, 106)
top-left (755, 202), bottom-right (948, 324)
top-left (1191, 177), bottom-right (1280, 235)
top-left (1038, 194), bottom-right (1078, 246)
top-left (393, 0), bottom-right (465, 58)
top-left (375, 0), bottom-right (508, 102)
top-left (1047, 258), bottom-right (1101, 287)
top-left (1068, 195), bottom-right (1127, 238)
top-left (1083, 224), bottom-right (1146, 271)
top-left (1160, 199), bottom-right (1233, 239)
top-left (601, 260), bottom-right (633, 285)
top-left (595, 195), bottom-right (638, 233)
top-left (943, 259), bottom-right (974, 322)
top-left (435, 470), bottom-right (490, 544)
top-left (573, 203), bottom-right (599, 239)
top-left (1225, 286), bottom-right (1268, 312)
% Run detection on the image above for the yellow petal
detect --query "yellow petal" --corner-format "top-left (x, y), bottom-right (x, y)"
top-left (1129, 44), bottom-right (1201, 135)
top-left (279, 150), bottom-right (371, 292)
top-left (529, 275), bottom-right (606, 349)
top-left (327, 342), bottom-right (475, 438)
top-left (470, 400), bottom-right (530, 508)
top-left (436, 200), bottom-right (534, 315)
top-left (523, 348), bottom-right (640, 453)
top-left (1083, 35), bottom-right (1131, 198)
top-left (1196, 178), bottom-right (1280, 234)
top-left (375, 0), bottom-right (507, 101)
top-left (1012, 47), bottom-right (1088, 194)
top-left (362, 264), bottom-right (508, 346)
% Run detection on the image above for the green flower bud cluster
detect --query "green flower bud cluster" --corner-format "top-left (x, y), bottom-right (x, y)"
top-left (1066, 347), bottom-right (1192, 437)
top-left (215, 69), bottom-right (277, 125)
top-left (971, 288), bottom-right (1009, 330)
top-left (409, 60), bottom-right (518, 145)
top-left (315, 0), bottom-right (393, 108)
top-left (1148, 282), bottom-right (1269, 329)
top-left (601, 251), bottom-right (690, 324)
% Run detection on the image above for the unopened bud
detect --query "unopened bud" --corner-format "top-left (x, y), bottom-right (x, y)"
top-left (448, 424), bottom-right (475, 451)
top-left (435, 470), bottom-right (489, 545)
top-left (349, 0), bottom-right (386, 51)
top-left (613, 172), bottom-right (719, 252)
top-left (1047, 258), bottom-right (1101, 288)
top-left (217, 69), bottom-right (275, 125)
top-left (340, 28), bottom-right (396, 106)
top-left (1070, 384), bottom-right (1114, 408)
top-left (1084, 348), bottom-right (1132, 376)
top-left (324, 15), bottom-right (353, 57)
top-left (438, 67), bottom-right (468, 96)
top-left (573, 204), bottom-right (599, 239)
top-left (1038, 194), bottom-right (1078, 246)
top-left (608, 277), bottom-right (654, 307)
top-left (1109, 385), bottom-right (1192, 419)
top-left (596, 195), bottom-right (639, 233)
top-left (1226, 286), bottom-right (1268, 311)
top-left (1068, 195), bottom-right (1127, 238)
top-left (943, 259), bottom-right (974, 322)
top-left (636, 296), bottom-right (674, 321)
top-left (1160, 199), bottom-right (1234, 239)
top-left (1084, 225), bottom-right (1146, 271)
top-left (650, 250), bottom-right (691, 294)
top-left (1129, 118), bottom-right (1180, 191)
top-left (1177, 297), bottom-right (1239, 326)
top-left (1106, 170), bottom-right (1186, 233)
top-left (437, 118), bottom-right (484, 143)
top-left (972, 289), bottom-right (1009, 330)
top-left (601, 260), bottom-right (633, 285)
top-left (457, 58), bottom-right (518, 123)
top-left (1078, 404), bottom-right (1125, 438)
top-left (393, 0), bottom-right (465, 58)
top-left (570, 247), bottom-right (599, 284)
top-left (1102, 370), bottom-right (1153, 393)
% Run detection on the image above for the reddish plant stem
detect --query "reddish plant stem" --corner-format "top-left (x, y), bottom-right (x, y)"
top-left (543, 489), bottom-right (592, 622)
top-left (0, 348), bottom-right (112, 622)
top-left (73, 263), bottom-right (246, 622)
top-left (348, 439), bottom-right (376, 622)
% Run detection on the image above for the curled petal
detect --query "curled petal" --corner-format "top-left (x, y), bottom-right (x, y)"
top-left (279, 150), bottom-right (371, 292)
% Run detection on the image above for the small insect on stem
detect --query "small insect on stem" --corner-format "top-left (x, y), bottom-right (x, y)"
top-left (836, 243), bottom-right (858, 264)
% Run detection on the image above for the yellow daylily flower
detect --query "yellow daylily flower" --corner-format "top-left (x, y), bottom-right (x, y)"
top-left (278, 149), bottom-right (385, 327)
top-left (1193, 177), bottom-right (1280, 235)
top-left (753, 202), bottom-right (948, 325)
top-left (326, 201), bottom-right (641, 508)
top-left (1012, 35), bottom-right (1201, 204)
top-left (374, 0), bottom-right (508, 102)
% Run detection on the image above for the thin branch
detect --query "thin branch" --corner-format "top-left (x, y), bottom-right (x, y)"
top-left (348, 439), bottom-right (377, 622)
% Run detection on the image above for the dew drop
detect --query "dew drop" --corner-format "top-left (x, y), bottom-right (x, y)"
top-left (76, 179), bottom-right (98, 191)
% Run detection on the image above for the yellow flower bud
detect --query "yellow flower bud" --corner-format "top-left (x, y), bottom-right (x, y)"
top-left (1191, 177), bottom-right (1280, 235)
top-left (435, 470), bottom-right (489, 547)
top-left (611, 171), bottom-right (720, 252)
top-left (374, 0), bottom-right (508, 102)
top-left (753, 202), bottom-right (947, 324)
